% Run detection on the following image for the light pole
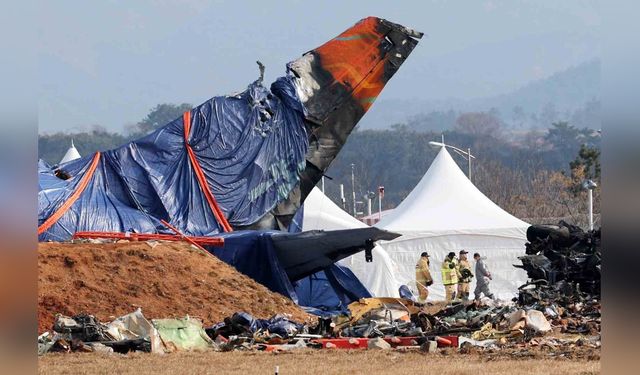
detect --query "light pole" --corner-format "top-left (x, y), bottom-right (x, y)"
top-left (351, 163), bottom-right (356, 216)
top-left (364, 191), bottom-right (376, 216)
top-left (378, 186), bottom-right (384, 222)
top-left (582, 179), bottom-right (597, 231)
top-left (428, 141), bottom-right (476, 181)
top-left (467, 147), bottom-right (472, 181)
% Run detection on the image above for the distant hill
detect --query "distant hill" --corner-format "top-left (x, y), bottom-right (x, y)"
top-left (480, 59), bottom-right (600, 115)
top-left (359, 59), bottom-right (600, 130)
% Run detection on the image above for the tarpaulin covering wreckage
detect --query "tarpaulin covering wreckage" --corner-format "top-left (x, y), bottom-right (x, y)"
top-left (37, 17), bottom-right (421, 306)
top-left (38, 16), bottom-right (422, 240)
top-left (38, 76), bottom-right (307, 240)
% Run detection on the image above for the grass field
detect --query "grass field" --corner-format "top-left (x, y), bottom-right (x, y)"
top-left (39, 350), bottom-right (600, 375)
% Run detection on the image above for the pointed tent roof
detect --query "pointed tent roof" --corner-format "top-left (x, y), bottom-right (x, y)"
top-left (376, 146), bottom-right (528, 234)
top-left (302, 187), bottom-right (368, 230)
top-left (302, 187), bottom-right (402, 297)
top-left (59, 140), bottom-right (81, 164)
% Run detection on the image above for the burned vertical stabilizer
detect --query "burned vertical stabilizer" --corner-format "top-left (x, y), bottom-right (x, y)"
top-left (265, 17), bottom-right (423, 229)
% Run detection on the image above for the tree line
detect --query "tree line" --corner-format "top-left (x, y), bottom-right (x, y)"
top-left (323, 121), bottom-right (600, 226)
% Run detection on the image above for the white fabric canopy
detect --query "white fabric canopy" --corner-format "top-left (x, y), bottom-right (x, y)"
top-left (302, 187), bottom-right (401, 297)
top-left (60, 140), bottom-right (81, 164)
top-left (376, 147), bottom-right (529, 301)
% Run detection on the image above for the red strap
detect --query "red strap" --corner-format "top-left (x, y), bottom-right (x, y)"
top-left (183, 111), bottom-right (233, 232)
top-left (38, 152), bottom-right (101, 235)
top-left (160, 219), bottom-right (214, 255)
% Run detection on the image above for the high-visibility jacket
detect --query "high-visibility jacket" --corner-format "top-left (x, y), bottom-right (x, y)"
top-left (441, 258), bottom-right (459, 285)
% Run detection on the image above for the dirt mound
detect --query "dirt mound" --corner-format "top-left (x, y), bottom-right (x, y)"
top-left (38, 241), bottom-right (312, 333)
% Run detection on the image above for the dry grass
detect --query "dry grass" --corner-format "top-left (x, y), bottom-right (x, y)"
top-left (39, 350), bottom-right (600, 375)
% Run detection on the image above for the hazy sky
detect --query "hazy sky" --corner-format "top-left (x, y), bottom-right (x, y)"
top-left (38, 0), bottom-right (600, 133)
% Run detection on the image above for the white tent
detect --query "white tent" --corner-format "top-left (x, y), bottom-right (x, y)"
top-left (376, 146), bottom-right (529, 300)
top-left (59, 140), bottom-right (81, 164)
top-left (302, 187), bottom-right (400, 297)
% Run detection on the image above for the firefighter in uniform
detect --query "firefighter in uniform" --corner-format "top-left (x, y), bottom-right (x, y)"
top-left (414, 252), bottom-right (433, 303)
top-left (441, 251), bottom-right (460, 302)
top-left (457, 250), bottom-right (473, 301)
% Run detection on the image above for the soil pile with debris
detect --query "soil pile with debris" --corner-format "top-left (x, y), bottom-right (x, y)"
top-left (38, 241), bottom-right (311, 333)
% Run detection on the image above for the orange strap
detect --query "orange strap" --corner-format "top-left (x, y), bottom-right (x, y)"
top-left (183, 111), bottom-right (233, 232)
top-left (38, 152), bottom-right (101, 235)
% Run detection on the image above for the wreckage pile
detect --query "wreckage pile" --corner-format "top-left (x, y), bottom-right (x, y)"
top-left (518, 220), bottom-right (600, 301)
top-left (39, 222), bottom-right (600, 358)
top-left (39, 309), bottom-right (217, 354)
top-left (39, 297), bottom-right (600, 358)
top-left (515, 221), bottom-right (601, 336)
top-left (38, 241), bottom-right (312, 333)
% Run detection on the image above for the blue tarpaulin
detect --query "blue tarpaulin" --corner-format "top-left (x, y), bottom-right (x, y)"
top-left (38, 78), bottom-right (307, 241)
top-left (208, 230), bottom-right (298, 304)
top-left (288, 206), bottom-right (372, 314)
top-left (295, 265), bottom-right (372, 315)
top-left (206, 228), bottom-right (372, 314)
top-left (199, 212), bottom-right (372, 315)
top-left (208, 312), bottom-right (304, 339)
